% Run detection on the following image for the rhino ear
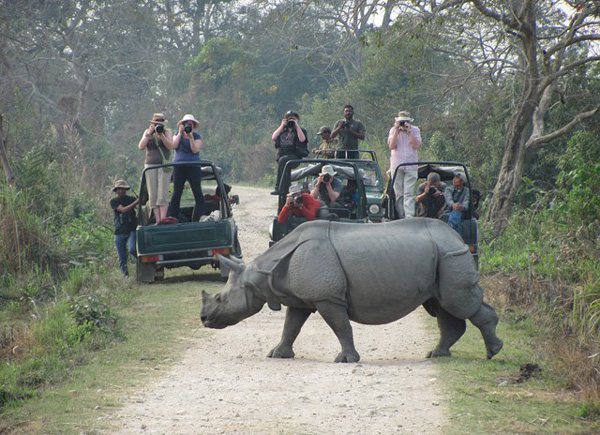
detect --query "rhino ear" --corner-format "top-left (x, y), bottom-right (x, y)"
top-left (218, 255), bottom-right (245, 274)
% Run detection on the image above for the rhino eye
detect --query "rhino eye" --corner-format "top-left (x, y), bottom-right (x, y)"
top-left (215, 294), bottom-right (222, 302)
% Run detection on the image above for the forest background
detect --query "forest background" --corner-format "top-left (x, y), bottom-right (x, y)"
top-left (1, 0), bottom-right (599, 425)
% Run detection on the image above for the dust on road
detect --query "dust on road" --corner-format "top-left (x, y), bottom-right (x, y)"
top-left (111, 185), bottom-right (449, 434)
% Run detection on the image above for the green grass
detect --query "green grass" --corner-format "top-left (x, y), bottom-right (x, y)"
top-left (427, 309), bottom-right (599, 434)
top-left (1, 268), bottom-right (223, 435)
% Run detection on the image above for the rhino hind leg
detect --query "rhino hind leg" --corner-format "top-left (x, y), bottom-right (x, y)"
top-left (469, 301), bottom-right (503, 359)
top-left (426, 299), bottom-right (466, 358)
top-left (315, 301), bottom-right (360, 363)
top-left (268, 307), bottom-right (312, 359)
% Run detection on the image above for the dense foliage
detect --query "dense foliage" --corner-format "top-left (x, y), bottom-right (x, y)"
top-left (0, 0), bottom-right (599, 417)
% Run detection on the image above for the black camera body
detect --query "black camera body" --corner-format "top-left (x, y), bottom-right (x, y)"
top-left (429, 186), bottom-right (437, 195)
top-left (322, 173), bottom-right (332, 183)
top-left (286, 119), bottom-right (296, 128)
top-left (184, 125), bottom-right (193, 134)
top-left (343, 120), bottom-right (351, 129)
top-left (293, 193), bottom-right (303, 205)
top-left (155, 124), bottom-right (164, 134)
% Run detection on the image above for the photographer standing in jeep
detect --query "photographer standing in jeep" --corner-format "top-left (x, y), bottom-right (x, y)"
top-left (416, 172), bottom-right (446, 219)
top-left (388, 110), bottom-right (421, 219)
top-left (330, 105), bottom-right (365, 159)
top-left (271, 110), bottom-right (309, 195)
top-left (138, 113), bottom-right (174, 224)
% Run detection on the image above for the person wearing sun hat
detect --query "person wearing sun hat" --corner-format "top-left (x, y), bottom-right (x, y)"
top-left (387, 110), bottom-right (422, 219)
top-left (312, 126), bottom-right (338, 159)
top-left (167, 113), bottom-right (207, 222)
top-left (277, 183), bottom-right (321, 224)
top-left (138, 113), bottom-right (175, 224)
top-left (310, 164), bottom-right (344, 207)
top-left (110, 180), bottom-right (139, 277)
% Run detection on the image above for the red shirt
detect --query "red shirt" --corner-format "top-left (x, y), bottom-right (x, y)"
top-left (277, 193), bottom-right (320, 224)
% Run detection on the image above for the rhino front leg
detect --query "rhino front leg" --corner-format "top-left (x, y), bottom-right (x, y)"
top-left (469, 301), bottom-right (503, 359)
top-left (426, 299), bottom-right (466, 358)
top-left (315, 302), bottom-right (360, 363)
top-left (268, 307), bottom-right (312, 359)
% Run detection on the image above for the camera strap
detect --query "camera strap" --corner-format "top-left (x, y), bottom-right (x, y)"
top-left (155, 136), bottom-right (173, 172)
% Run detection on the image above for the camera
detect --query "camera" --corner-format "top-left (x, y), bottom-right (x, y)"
top-left (429, 186), bottom-right (437, 195)
top-left (322, 173), bottom-right (332, 183)
top-left (292, 193), bottom-right (303, 204)
top-left (343, 120), bottom-right (351, 129)
top-left (184, 125), bottom-right (193, 134)
top-left (155, 124), bottom-right (164, 134)
top-left (286, 119), bottom-right (295, 128)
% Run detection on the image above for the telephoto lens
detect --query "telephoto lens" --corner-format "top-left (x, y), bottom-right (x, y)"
top-left (184, 125), bottom-right (193, 134)
top-left (155, 124), bottom-right (164, 134)
top-left (286, 119), bottom-right (295, 128)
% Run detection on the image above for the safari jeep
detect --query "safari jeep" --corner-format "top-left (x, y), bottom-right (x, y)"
top-left (135, 161), bottom-right (241, 282)
top-left (386, 161), bottom-right (479, 268)
top-left (269, 159), bottom-right (369, 246)
top-left (314, 149), bottom-right (386, 222)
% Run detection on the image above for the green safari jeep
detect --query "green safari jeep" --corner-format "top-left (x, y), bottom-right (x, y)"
top-left (135, 161), bottom-right (241, 282)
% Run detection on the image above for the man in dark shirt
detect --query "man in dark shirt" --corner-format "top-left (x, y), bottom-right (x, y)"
top-left (416, 172), bottom-right (447, 219)
top-left (330, 105), bottom-right (366, 159)
top-left (110, 180), bottom-right (139, 277)
top-left (271, 110), bottom-right (309, 195)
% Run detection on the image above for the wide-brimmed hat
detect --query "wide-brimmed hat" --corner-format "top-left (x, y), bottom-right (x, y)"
top-left (454, 172), bottom-right (467, 183)
top-left (112, 179), bottom-right (131, 192)
top-left (320, 165), bottom-right (336, 176)
top-left (395, 111), bottom-right (414, 122)
top-left (317, 126), bottom-right (331, 134)
top-left (149, 113), bottom-right (167, 125)
top-left (177, 114), bottom-right (200, 128)
top-left (287, 184), bottom-right (302, 196)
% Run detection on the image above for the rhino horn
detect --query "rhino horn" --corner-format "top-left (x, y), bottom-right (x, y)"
top-left (228, 255), bottom-right (244, 265)
top-left (218, 254), bottom-right (245, 274)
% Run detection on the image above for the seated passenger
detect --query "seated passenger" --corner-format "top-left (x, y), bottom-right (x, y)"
top-left (310, 165), bottom-right (344, 208)
top-left (415, 172), bottom-right (446, 219)
top-left (444, 172), bottom-right (470, 230)
top-left (278, 184), bottom-right (321, 224)
top-left (343, 179), bottom-right (359, 214)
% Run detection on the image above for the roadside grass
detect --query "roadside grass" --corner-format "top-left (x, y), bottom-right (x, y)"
top-left (2, 268), bottom-right (221, 435)
top-left (430, 302), bottom-right (598, 434)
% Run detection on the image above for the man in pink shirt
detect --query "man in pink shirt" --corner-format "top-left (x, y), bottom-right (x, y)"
top-left (387, 111), bottom-right (421, 218)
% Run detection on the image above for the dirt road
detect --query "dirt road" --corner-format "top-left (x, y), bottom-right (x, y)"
top-left (111, 186), bottom-right (449, 434)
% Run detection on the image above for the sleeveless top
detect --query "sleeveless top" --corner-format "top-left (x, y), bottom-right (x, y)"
top-left (145, 131), bottom-right (171, 165)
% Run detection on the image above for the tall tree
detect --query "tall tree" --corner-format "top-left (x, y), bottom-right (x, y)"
top-left (427, 0), bottom-right (600, 235)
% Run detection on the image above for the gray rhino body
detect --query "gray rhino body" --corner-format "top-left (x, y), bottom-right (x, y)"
top-left (201, 218), bottom-right (503, 363)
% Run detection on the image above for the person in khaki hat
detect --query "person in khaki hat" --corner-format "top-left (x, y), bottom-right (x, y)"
top-left (313, 126), bottom-right (338, 159)
top-left (110, 180), bottom-right (139, 277)
top-left (138, 113), bottom-right (175, 224)
top-left (387, 110), bottom-right (421, 219)
top-left (311, 164), bottom-right (343, 207)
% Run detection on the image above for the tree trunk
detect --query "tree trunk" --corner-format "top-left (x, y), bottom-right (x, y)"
top-left (484, 18), bottom-right (539, 237)
top-left (0, 115), bottom-right (17, 187)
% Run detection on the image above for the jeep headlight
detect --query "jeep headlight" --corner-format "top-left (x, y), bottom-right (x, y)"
top-left (368, 204), bottom-right (381, 215)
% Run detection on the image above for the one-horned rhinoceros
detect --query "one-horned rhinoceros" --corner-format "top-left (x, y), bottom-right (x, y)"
top-left (201, 218), bottom-right (503, 363)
